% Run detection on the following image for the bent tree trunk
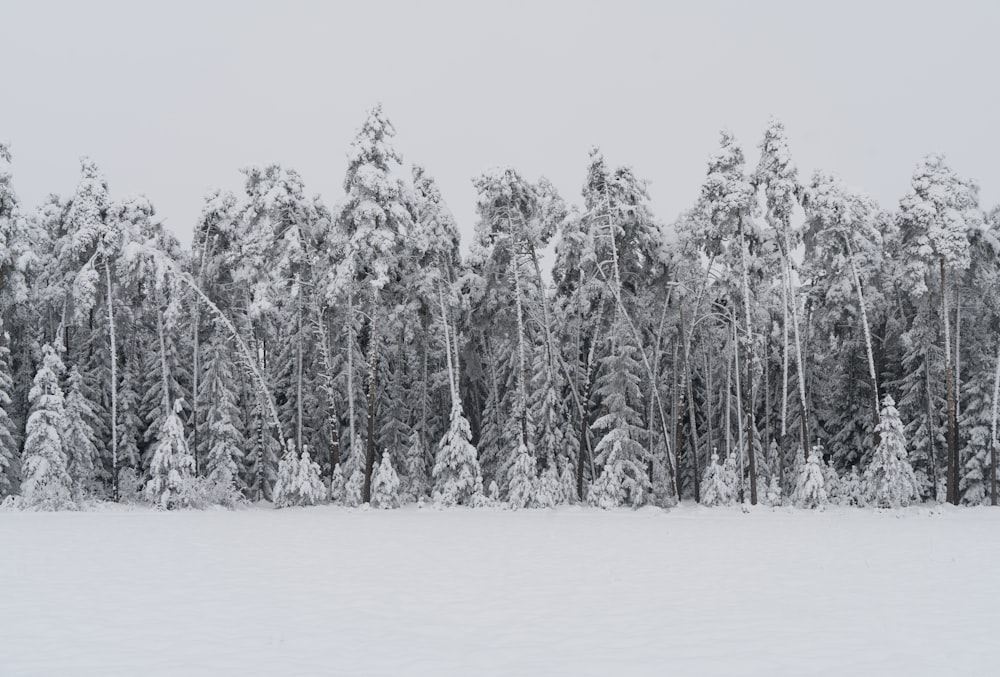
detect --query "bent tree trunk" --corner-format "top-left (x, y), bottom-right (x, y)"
top-left (844, 238), bottom-right (880, 436)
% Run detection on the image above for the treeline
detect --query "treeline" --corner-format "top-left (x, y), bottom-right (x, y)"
top-left (0, 106), bottom-right (997, 511)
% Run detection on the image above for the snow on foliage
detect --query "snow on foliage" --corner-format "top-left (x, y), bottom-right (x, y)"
top-left (864, 395), bottom-right (919, 508)
top-left (145, 399), bottom-right (195, 510)
top-left (794, 447), bottom-right (829, 509)
top-left (432, 401), bottom-right (483, 507)
top-left (20, 345), bottom-right (75, 511)
top-left (273, 447), bottom-right (327, 509)
top-left (371, 451), bottom-right (401, 509)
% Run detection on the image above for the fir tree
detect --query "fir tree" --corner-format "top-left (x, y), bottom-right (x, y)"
top-left (864, 395), bottom-right (919, 508)
top-left (0, 326), bottom-right (19, 498)
top-left (20, 344), bottom-right (74, 510)
top-left (145, 399), bottom-right (195, 509)
top-left (701, 450), bottom-right (737, 507)
top-left (371, 451), bottom-right (401, 509)
top-left (63, 366), bottom-right (102, 498)
top-left (273, 447), bottom-right (326, 508)
top-left (432, 400), bottom-right (483, 506)
top-left (794, 446), bottom-right (829, 509)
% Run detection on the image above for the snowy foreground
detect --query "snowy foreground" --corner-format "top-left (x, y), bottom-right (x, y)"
top-left (2, 505), bottom-right (998, 677)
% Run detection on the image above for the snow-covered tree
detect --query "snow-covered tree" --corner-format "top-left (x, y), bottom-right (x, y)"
top-left (432, 401), bottom-right (483, 506)
top-left (506, 442), bottom-right (537, 509)
top-left (864, 395), bottom-right (919, 508)
top-left (701, 450), bottom-right (737, 507)
top-left (0, 324), bottom-right (19, 498)
top-left (20, 344), bottom-right (74, 510)
top-left (273, 447), bottom-right (326, 508)
top-left (63, 366), bottom-right (102, 497)
top-left (897, 154), bottom-right (981, 504)
top-left (145, 399), bottom-right (195, 509)
top-left (371, 451), bottom-right (401, 509)
top-left (793, 446), bottom-right (829, 509)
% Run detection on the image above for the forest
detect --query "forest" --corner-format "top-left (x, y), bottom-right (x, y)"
top-left (1, 105), bottom-right (997, 512)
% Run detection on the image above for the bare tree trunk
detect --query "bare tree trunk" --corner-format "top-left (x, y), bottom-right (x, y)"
top-left (296, 296), bottom-right (304, 456)
top-left (105, 262), bottom-right (119, 502)
top-left (733, 312), bottom-right (745, 503)
top-left (671, 343), bottom-right (683, 498)
top-left (679, 306), bottom-right (700, 502)
top-left (991, 339), bottom-right (1000, 507)
top-left (954, 292), bottom-right (961, 479)
top-left (781, 230), bottom-right (810, 461)
top-left (941, 260), bottom-right (958, 505)
top-left (739, 222), bottom-right (758, 504)
top-left (346, 293), bottom-right (356, 455)
top-left (363, 300), bottom-right (378, 504)
top-left (509, 230), bottom-right (529, 449)
top-left (844, 240), bottom-right (880, 439)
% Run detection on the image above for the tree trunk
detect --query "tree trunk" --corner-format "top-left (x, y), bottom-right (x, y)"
top-left (679, 305), bottom-right (700, 502)
top-left (844, 238), bottom-right (880, 437)
top-left (739, 222), bottom-right (758, 505)
top-left (346, 293), bottom-right (356, 456)
top-left (105, 261), bottom-right (119, 502)
top-left (991, 338), bottom-right (1000, 507)
top-left (732, 312), bottom-right (745, 503)
top-left (296, 297), bottom-right (304, 456)
top-left (509, 231), bottom-right (529, 449)
top-left (782, 230), bottom-right (810, 461)
top-left (363, 302), bottom-right (378, 504)
top-left (941, 260), bottom-right (958, 505)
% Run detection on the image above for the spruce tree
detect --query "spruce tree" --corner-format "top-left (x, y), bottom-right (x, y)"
top-left (432, 400), bottom-right (483, 506)
top-left (63, 366), bottom-right (102, 498)
top-left (145, 399), bottom-right (195, 509)
top-left (0, 325), bottom-right (18, 498)
top-left (20, 344), bottom-right (74, 510)
top-left (371, 451), bottom-right (401, 509)
top-left (864, 395), bottom-right (919, 508)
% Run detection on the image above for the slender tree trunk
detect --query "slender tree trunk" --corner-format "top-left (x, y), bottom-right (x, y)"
top-left (780, 264), bottom-right (789, 496)
top-left (954, 292), bottom-right (961, 479)
top-left (704, 344), bottom-right (714, 460)
top-left (679, 306), bottom-right (700, 502)
top-left (191, 303), bottom-right (200, 475)
top-left (105, 261), bottom-right (119, 502)
top-left (733, 312), bottom-right (745, 503)
top-left (509, 229), bottom-right (529, 449)
top-left (296, 297), bottom-right (304, 456)
top-left (346, 293), bottom-right (356, 454)
top-left (844, 238), bottom-right (880, 437)
top-left (782, 233), bottom-right (810, 460)
top-left (925, 343), bottom-right (938, 498)
top-left (941, 260), bottom-right (958, 505)
top-left (991, 338), bottom-right (1000, 507)
top-left (739, 222), bottom-right (758, 504)
top-left (363, 301), bottom-right (378, 504)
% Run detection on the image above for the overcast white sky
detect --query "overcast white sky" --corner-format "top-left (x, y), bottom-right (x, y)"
top-left (2, 0), bottom-right (998, 249)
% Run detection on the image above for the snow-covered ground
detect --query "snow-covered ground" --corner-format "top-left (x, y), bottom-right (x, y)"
top-left (1, 504), bottom-right (997, 676)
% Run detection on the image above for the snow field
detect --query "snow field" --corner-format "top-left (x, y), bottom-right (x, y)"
top-left (1, 504), bottom-right (998, 676)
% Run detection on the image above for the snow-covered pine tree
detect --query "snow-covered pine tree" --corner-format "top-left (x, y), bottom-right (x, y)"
top-left (699, 131), bottom-right (764, 504)
top-left (589, 319), bottom-right (649, 507)
top-left (864, 395), bottom-right (919, 508)
top-left (371, 451), bottom-right (401, 509)
top-left (506, 442), bottom-right (537, 509)
top-left (273, 446), bottom-right (326, 508)
top-left (145, 399), bottom-right (195, 509)
top-left (335, 105), bottom-right (414, 504)
top-left (794, 446), bottom-right (829, 509)
top-left (200, 335), bottom-right (245, 495)
top-left (897, 154), bottom-right (981, 504)
top-left (0, 323), bottom-right (19, 498)
top-left (20, 344), bottom-right (74, 510)
top-left (432, 400), bottom-right (483, 506)
top-left (700, 450), bottom-right (737, 507)
top-left (63, 365), bottom-right (102, 498)
top-left (587, 440), bottom-right (625, 510)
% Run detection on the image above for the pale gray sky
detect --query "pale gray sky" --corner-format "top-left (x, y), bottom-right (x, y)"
top-left (2, 0), bottom-right (998, 249)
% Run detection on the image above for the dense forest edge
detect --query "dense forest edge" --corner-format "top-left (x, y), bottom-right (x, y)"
top-left (1, 105), bottom-right (997, 512)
